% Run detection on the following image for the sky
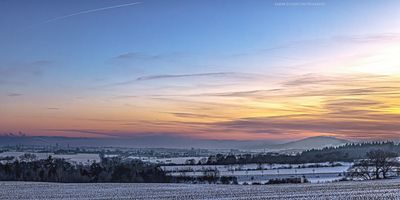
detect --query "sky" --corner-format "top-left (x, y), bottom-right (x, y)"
top-left (1, 0), bottom-right (400, 141)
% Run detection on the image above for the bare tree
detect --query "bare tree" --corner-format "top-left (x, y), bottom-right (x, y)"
top-left (348, 159), bottom-right (372, 180)
top-left (367, 150), bottom-right (398, 179)
top-left (348, 150), bottom-right (399, 180)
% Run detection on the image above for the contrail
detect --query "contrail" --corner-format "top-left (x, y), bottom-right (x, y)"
top-left (33, 2), bottom-right (142, 26)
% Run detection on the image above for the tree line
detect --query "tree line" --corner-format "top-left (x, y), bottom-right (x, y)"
top-left (0, 155), bottom-right (169, 183)
top-left (0, 154), bottom-right (237, 184)
top-left (205, 142), bottom-right (400, 165)
top-left (348, 149), bottom-right (400, 180)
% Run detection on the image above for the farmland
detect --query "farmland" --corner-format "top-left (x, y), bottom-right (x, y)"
top-left (1, 179), bottom-right (400, 200)
top-left (162, 162), bottom-right (352, 183)
top-left (0, 151), bottom-right (352, 184)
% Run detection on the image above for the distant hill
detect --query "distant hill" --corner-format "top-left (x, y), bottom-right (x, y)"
top-left (268, 136), bottom-right (350, 152)
top-left (0, 135), bottom-right (349, 151)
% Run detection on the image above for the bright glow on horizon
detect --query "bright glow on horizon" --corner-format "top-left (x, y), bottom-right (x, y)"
top-left (349, 44), bottom-right (400, 75)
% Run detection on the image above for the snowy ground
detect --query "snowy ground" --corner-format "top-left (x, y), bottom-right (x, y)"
top-left (128, 156), bottom-right (207, 164)
top-left (163, 163), bottom-right (352, 183)
top-left (1, 179), bottom-right (400, 200)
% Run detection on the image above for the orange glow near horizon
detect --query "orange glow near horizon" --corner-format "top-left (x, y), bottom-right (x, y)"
top-left (2, 63), bottom-right (400, 141)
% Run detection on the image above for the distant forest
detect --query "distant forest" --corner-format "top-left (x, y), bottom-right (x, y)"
top-left (0, 155), bottom-right (235, 184)
top-left (0, 156), bottom-right (169, 183)
top-left (206, 142), bottom-right (400, 165)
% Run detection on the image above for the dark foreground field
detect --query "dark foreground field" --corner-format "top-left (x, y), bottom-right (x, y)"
top-left (1, 179), bottom-right (400, 200)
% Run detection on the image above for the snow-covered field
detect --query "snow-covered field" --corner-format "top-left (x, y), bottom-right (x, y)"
top-left (163, 163), bottom-right (352, 183)
top-left (162, 163), bottom-right (351, 174)
top-left (1, 179), bottom-right (400, 199)
top-left (128, 156), bottom-right (206, 164)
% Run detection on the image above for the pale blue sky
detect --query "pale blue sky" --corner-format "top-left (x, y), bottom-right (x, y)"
top-left (1, 0), bottom-right (398, 78)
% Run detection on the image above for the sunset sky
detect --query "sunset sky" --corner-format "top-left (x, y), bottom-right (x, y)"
top-left (1, 0), bottom-right (400, 141)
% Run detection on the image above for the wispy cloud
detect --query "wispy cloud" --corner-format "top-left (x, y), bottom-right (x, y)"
top-left (7, 93), bottom-right (23, 97)
top-left (211, 102), bottom-right (400, 139)
top-left (100, 72), bottom-right (243, 88)
top-left (41, 129), bottom-right (120, 137)
top-left (112, 52), bottom-right (164, 61)
top-left (331, 33), bottom-right (400, 44)
top-left (130, 73), bottom-right (400, 140)
top-left (136, 72), bottom-right (236, 81)
top-left (227, 33), bottom-right (400, 67)
top-left (165, 112), bottom-right (224, 119)
top-left (0, 60), bottom-right (53, 84)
